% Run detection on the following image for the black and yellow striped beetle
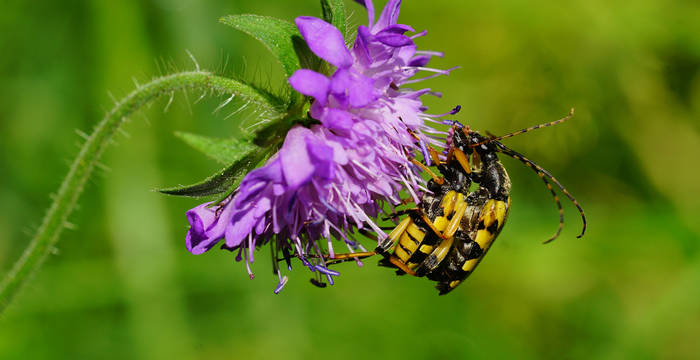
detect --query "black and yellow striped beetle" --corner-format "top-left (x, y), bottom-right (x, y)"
top-left (328, 109), bottom-right (587, 294)
top-left (371, 121), bottom-right (513, 294)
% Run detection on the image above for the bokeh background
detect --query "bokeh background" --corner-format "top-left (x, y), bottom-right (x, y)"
top-left (1, 0), bottom-right (699, 359)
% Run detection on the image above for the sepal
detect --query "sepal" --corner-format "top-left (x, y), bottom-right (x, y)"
top-left (320, 0), bottom-right (347, 40)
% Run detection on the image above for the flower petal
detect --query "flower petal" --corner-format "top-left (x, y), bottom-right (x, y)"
top-left (323, 108), bottom-right (354, 130)
top-left (347, 74), bottom-right (377, 107)
top-left (315, 127), bottom-right (349, 165)
top-left (352, 26), bottom-right (373, 67)
top-left (330, 68), bottom-right (352, 95)
top-left (409, 55), bottom-right (431, 67)
top-left (280, 126), bottom-right (315, 189)
top-left (382, 24), bottom-right (415, 34)
top-left (306, 135), bottom-right (335, 180)
top-left (374, 0), bottom-right (402, 31)
top-left (185, 201), bottom-right (234, 255)
top-left (375, 31), bottom-right (413, 47)
top-left (295, 16), bottom-right (352, 68)
top-left (254, 216), bottom-right (267, 235)
top-left (234, 157), bottom-right (283, 206)
top-left (396, 43), bottom-right (417, 63)
top-left (289, 69), bottom-right (330, 105)
top-left (186, 203), bottom-right (212, 236)
top-left (352, 121), bottom-right (374, 137)
top-left (226, 209), bottom-right (257, 248)
top-left (253, 197), bottom-right (272, 217)
top-left (330, 69), bottom-right (377, 107)
top-left (186, 231), bottom-right (214, 255)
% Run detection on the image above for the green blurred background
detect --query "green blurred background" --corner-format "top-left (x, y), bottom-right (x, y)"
top-left (1, 0), bottom-right (699, 359)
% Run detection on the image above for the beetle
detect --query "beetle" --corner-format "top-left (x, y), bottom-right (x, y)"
top-left (323, 109), bottom-right (586, 294)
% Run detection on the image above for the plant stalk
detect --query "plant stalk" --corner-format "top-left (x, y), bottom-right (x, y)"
top-left (0, 71), bottom-right (276, 315)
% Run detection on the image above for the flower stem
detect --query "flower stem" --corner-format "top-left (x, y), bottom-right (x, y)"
top-left (0, 71), bottom-right (278, 315)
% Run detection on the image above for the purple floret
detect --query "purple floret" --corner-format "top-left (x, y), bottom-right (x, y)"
top-left (185, 0), bottom-right (456, 292)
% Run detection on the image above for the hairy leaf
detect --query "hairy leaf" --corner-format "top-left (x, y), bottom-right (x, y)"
top-left (158, 151), bottom-right (263, 198)
top-left (208, 75), bottom-right (285, 118)
top-left (175, 132), bottom-right (257, 165)
top-left (220, 14), bottom-right (319, 78)
top-left (321, 0), bottom-right (347, 39)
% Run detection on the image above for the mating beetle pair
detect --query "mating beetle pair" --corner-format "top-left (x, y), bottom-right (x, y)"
top-left (324, 109), bottom-right (587, 294)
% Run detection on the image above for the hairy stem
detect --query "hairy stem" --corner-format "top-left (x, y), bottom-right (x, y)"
top-left (0, 71), bottom-right (279, 314)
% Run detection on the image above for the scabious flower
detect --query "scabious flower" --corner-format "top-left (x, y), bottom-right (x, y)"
top-left (185, 0), bottom-right (457, 292)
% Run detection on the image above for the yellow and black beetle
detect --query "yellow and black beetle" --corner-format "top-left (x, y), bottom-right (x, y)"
top-left (326, 110), bottom-right (586, 294)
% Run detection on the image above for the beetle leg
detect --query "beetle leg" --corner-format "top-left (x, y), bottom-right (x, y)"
top-left (410, 158), bottom-right (444, 185)
top-left (453, 148), bottom-right (472, 174)
top-left (376, 215), bottom-right (412, 253)
top-left (324, 251), bottom-right (377, 265)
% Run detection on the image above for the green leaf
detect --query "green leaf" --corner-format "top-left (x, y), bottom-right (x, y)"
top-left (175, 132), bottom-right (257, 165)
top-left (158, 151), bottom-right (264, 198)
top-left (163, 133), bottom-right (274, 198)
top-left (321, 0), bottom-right (347, 39)
top-left (208, 75), bottom-right (285, 119)
top-left (252, 119), bottom-right (297, 148)
top-left (220, 14), bottom-right (319, 78)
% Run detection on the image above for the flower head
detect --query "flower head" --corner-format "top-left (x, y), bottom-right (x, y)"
top-left (185, 0), bottom-right (457, 292)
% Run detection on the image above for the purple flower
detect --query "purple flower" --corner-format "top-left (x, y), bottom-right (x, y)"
top-left (185, 0), bottom-right (457, 292)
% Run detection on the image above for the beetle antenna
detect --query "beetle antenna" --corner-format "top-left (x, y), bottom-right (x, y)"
top-left (470, 108), bottom-right (574, 148)
top-left (493, 141), bottom-right (586, 240)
